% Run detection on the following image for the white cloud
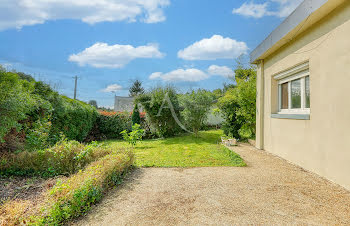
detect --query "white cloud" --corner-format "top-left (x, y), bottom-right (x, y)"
top-left (149, 68), bottom-right (209, 82)
top-left (149, 72), bottom-right (163, 80)
top-left (232, 2), bottom-right (268, 19)
top-left (178, 35), bottom-right (248, 60)
top-left (208, 65), bottom-right (234, 78)
top-left (270, 0), bottom-right (303, 18)
top-left (0, 0), bottom-right (170, 31)
top-left (101, 84), bottom-right (123, 93)
top-left (232, 0), bottom-right (303, 19)
top-left (149, 65), bottom-right (235, 82)
top-left (69, 42), bottom-right (164, 68)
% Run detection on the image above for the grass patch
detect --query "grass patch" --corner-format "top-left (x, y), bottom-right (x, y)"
top-left (103, 130), bottom-right (246, 167)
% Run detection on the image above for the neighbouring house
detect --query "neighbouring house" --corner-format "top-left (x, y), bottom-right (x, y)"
top-left (251, 0), bottom-right (350, 190)
top-left (114, 96), bottom-right (134, 112)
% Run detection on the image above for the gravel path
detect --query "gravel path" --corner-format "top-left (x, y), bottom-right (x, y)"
top-left (74, 144), bottom-right (350, 225)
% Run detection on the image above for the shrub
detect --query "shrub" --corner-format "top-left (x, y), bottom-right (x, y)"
top-left (136, 86), bottom-right (182, 137)
top-left (121, 123), bottom-right (144, 146)
top-left (0, 139), bottom-right (112, 177)
top-left (0, 70), bottom-right (98, 151)
top-left (29, 150), bottom-right (134, 225)
top-left (218, 65), bottom-right (256, 139)
top-left (131, 104), bottom-right (141, 125)
top-left (24, 115), bottom-right (52, 151)
top-left (0, 149), bottom-right (134, 225)
top-left (0, 72), bottom-right (50, 146)
top-left (179, 90), bottom-right (215, 136)
top-left (48, 96), bottom-right (98, 143)
top-left (95, 112), bottom-right (132, 139)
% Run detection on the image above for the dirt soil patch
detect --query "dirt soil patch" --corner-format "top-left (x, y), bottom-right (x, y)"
top-left (73, 144), bottom-right (350, 225)
top-left (0, 176), bottom-right (57, 205)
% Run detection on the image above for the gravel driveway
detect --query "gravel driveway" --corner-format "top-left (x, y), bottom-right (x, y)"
top-left (74, 144), bottom-right (350, 225)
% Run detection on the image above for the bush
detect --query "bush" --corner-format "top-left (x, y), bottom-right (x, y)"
top-left (0, 70), bottom-right (98, 151)
top-left (179, 90), bottom-right (215, 136)
top-left (48, 95), bottom-right (98, 143)
top-left (136, 86), bottom-right (182, 137)
top-left (0, 148), bottom-right (134, 225)
top-left (31, 150), bottom-right (134, 225)
top-left (95, 112), bottom-right (132, 139)
top-left (131, 104), bottom-right (141, 125)
top-left (121, 123), bottom-right (144, 146)
top-left (0, 72), bottom-right (51, 146)
top-left (218, 65), bottom-right (256, 140)
top-left (0, 139), bottom-right (113, 177)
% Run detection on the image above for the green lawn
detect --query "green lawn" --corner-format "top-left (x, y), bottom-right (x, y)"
top-left (103, 130), bottom-right (246, 167)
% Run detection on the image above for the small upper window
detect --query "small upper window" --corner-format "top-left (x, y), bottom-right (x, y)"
top-left (274, 62), bottom-right (310, 114)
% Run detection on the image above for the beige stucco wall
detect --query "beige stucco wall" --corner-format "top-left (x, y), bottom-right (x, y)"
top-left (258, 1), bottom-right (350, 190)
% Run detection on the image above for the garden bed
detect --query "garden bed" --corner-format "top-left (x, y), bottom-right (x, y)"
top-left (0, 141), bottom-right (134, 226)
top-left (0, 176), bottom-right (58, 204)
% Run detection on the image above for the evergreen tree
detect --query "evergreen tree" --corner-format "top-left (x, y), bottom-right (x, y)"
top-left (129, 79), bottom-right (144, 97)
top-left (132, 104), bottom-right (141, 125)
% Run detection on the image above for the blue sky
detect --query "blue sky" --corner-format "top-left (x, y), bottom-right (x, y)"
top-left (0, 0), bottom-right (303, 108)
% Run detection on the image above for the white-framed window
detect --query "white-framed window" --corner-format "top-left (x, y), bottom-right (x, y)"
top-left (274, 62), bottom-right (310, 114)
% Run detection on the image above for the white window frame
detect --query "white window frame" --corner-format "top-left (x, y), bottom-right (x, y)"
top-left (274, 62), bottom-right (310, 115)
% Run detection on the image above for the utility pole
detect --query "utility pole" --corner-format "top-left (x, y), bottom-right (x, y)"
top-left (74, 76), bottom-right (78, 100)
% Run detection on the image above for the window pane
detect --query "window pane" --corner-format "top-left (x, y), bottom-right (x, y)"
top-left (291, 79), bottom-right (301, 109)
top-left (281, 83), bottom-right (288, 109)
top-left (305, 76), bottom-right (310, 108)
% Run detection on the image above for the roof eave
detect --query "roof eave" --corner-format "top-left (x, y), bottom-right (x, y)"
top-left (250, 0), bottom-right (330, 64)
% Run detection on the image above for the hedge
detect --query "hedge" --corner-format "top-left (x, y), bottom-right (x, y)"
top-left (0, 145), bottom-right (134, 225)
top-left (48, 95), bottom-right (98, 143)
top-left (0, 140), bottom-right (113, 177)
top-left (87, 112), bottom-right (132, 140)
top-left (0, 70), bottom-right (98, 152)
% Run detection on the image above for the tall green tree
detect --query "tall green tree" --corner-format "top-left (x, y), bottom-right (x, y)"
top-left (129, 79), bottom-right (145, 97)
top-left (180, 90), bottom-right (215, 136)
top-left (88, 100), bottom-right (98, 108)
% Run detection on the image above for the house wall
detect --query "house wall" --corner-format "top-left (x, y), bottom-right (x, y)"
top-left (258, 1), bottom-right (350, 190)
top-left (114, 96), bottom-right (134, 112)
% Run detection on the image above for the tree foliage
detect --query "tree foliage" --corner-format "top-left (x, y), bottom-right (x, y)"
top-left (129, 79), bottom-right (144, 97)
top-left (180, 90), bottom-right (215, 136)
top-left (136, 86), bottom-right (182, 137)
top-left (88, 100), bottom-right (98, 108)
top-left (218, 64), bottom-right (256, 139)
